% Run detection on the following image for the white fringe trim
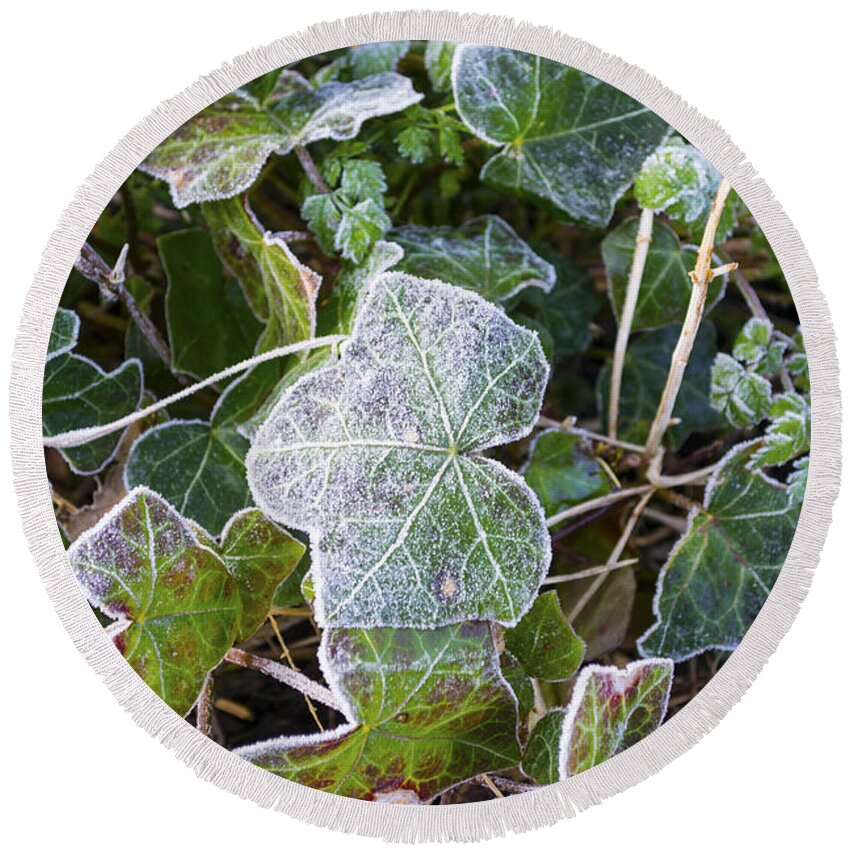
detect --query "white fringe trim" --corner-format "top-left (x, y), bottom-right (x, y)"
top-left (8, 10), bottom-right (841, 843)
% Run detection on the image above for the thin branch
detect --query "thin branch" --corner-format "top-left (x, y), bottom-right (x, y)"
top-left (546, 484), bottom-right (654, 529)
top-left (536, 416), bottom-right (645, 454)
top-left (43, 334), bottom-right (347, 449)
top-left (224, 648), bottom-right (341, 711)
top-left (542, 558), bottom-right (638, 584)
top-left (608, 207), bottom-right (654, 438)
top-left (195, 672), bottom-right (215, 737)
top-left (477, 774), bottom-right (504, 798)
top-left (295, 145), bottom-right (330, 194)
top-left (643, 179), bottom-right (733, 459)
top-left (568, 489), bottom-right (655, 621)
top-left (718, 246), bottom-right (768, 320)
top-left (642, 506), bottom-right (688, 533)
top-left (648, 462), bottom-right (718, 488)
top-left (117, 281), bottom-right (173, 367)
top-left (268, 614), bottom-right (324, 732)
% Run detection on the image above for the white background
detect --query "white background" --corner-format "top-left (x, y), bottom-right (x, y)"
top-left (1, 1), bottom-right (846, 846)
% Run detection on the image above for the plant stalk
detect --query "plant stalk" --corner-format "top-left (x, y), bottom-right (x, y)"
top-left (546, 484), bottom-right (654, 529)
top-left (295, 145), bottom-right (330, 194)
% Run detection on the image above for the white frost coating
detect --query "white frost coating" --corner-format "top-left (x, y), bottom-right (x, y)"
top-left (47, 308), bottom-right (80, 361)
top-left (247, 273), bottom-right (551, 629)
top-left (557, 658), bottom-right (674, 780)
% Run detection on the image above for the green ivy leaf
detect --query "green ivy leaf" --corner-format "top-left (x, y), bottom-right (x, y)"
top-left (68, 488), bottom-right (241, 716)
top-left (500, 652), bottom-right (535, 719)
top-left (710, 353), bottom-right (772, 429)
top-left (48, 307), bottom-right (80, 360)
top-left (248, 273), bottom-right (550, 628)
top-left (505, 591), bottom-right (584, 681)
top-left (603, 218), bottom-right (725, 331)
top-left (521, 429), bottom-right (611, 518)
top-left (522, 708), bottom-right (566, 785)
top-left (203, 198), bottom-right (319, 352)
top-left (425, 42), bottom-right (455, 91)
top-left (508, 247), bottom-right (602, 360)
top-left (561, 659), bottom-right (673, 776)
top-left (751, 392), bottom-right (810, 467)
top-left (141, 71), bottom-right (421, 207)
top-left (453, 46), bottom-right (669, 227)
top-left (638, 441), bottom-right (800, 660)
top-left (236, 623), bottom-right (521, 801)
top-left (391, 215), bottom-right (554, 303)
top-left (43, 353), bottom-right (143, 475)
top-left (598, 322), bottom-right (722, 448)
top-left (159, 229), bottom-right (262, 378)
top-left (315, 42), bottom-right (411, 83)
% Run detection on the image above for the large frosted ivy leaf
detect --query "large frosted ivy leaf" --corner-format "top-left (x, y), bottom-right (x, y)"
top-left (522, 708), bottom-right (566, 785)
top-left (598, 322), bottom-right (721, 449)
top-left (141, 72), bottom-right (421, 207)
top-left (204, 198), bottom-right (319, 351)
top-left (68, 488), bottom-right (241, 716)
top-left (248, 273), bottom-right (550, 628)
top-left (638, 441), bottom-right (800, 660)
top-left (390, 215), bottom-right (555, 302)
top-left (521, 429), bottom-right (610, 518)
top-left (603, 218), bottom-right (725, 331)
top-left (453, 46), bottom-right (669, 228)
top-left (48, 308), bottom-right (80, 360)
top-left (192, 508), bottom-right (305, 641)
top-left (159, 229), bottom-right (262, 378)
top-left (235, 623), bottom-right (521, 801)
top-left (560, 659), bottom-right (673, 777)
top-left (43, 353), bottom-right (143, 475)
top-left (504, 590), bottom-right (584, 681)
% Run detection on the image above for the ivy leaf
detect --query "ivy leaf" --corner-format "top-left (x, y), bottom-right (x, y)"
top-left (710, 353), bottom-right (772, 428)
top-left (522, 708), bottom-right (566, 785)
top-left (638, 441), bottom-right (800, 660)
top-left (192, 509), bottom-right (305, 641)
top-left (203, 198), bottom-right (319, 351)
top-left (787, 455), bottom-right (809, 505)
top-left (315, 42), bottom-right (411, 83)
top-left (560, 659), bottom-right (673, 776)
top-left (505, 591), bottom-right (584, 681)
top-left (235, 623), bottom-right (520, 801)
top-left (248, 273), bottom-right (550, 628)
top-left (751, 393), bottom-right (811, 468)
top-left (48, 307), bottom-right (80, 360)
top-left (598, 322), bottom-right (722, 448)
top-left (159, 229), bottom-right (262, 378)
top-left (425, 42), bottom-right (455, 91)
top-left (603, 218), bottom-right (725, 331)
top-left (508, 247), bottom-right (601, 360)
top-left (68, 488), bottom-right (241, 716)
top-left (391, 215), bottom-right (555, 302)
top-left (453, 46), bottom-right (669, 227)
top-left (141, 72), bottom-right (421, 207)
top-left (500, 652), bottom-right (535, 719)
top-left (43, 353), bottom-right (143, 475)
top-left (521, 428), bottom-right (611, 518)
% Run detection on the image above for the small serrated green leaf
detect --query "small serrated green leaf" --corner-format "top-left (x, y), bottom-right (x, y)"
top-left (751, 392), bottom-right (810, 467)
top-left (638, 441), bottom-right (800, 660)
top-left (505, 591), bottom-right (584, 681)
top-left (732, 317), bottom-right (773, 365)
top-left (710, 353), bottom-right (772, 429)
top-left (391, 215), bottom-right (555, 302)
top-left (338, 159), bottom-right (387, 205)
top-left (396, 125), bottom-right (432, 164)
top-left (236, 623), bottom-right (520, 801)
top-left (334, 198), bottom-right (391, 263)
top-left (302, 193), bottom-right (342, 255)
top-left (68, 488), bottom-right (241, 716)
top-left (522, 709), bottom-right (566, 785)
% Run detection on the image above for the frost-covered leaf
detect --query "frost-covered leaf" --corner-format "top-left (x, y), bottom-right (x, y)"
top-left (141, 72), bottom-right (421, 207)
top-left (784, 327), bottom-right (809, 393)
top-left (453, 46), bottom-right (669, 227)
top-left (68, 488), bottom-right (241, 715)
top-left (316, 42), bottom-right (411, 83)
top-left (522, 708), bottom-right (566, 785)
top-left (204, 198), bottom-right (319, 351)
top-left (638, 441), bottom-right (800, 660)
top-left (751, 393), bottom-right (810, 468)
top-left (248, 273), bottom-right (550, 628)
top-left (710, 353), bottom-right (772, 429)
top-left (505, 591), bottom-right (584, 681)
top-left (521, 429), bottom-right (610, 518)
top-left (43, 353), bottom-right (143, 475)
top-left (391, 215), bottom-right (555, 302)
top-left (603, 218), bottom-right (725, 331)
top-left (396, 125), bottom-right (432, 163)
top-left (335, 199), bottom-right (391, 263)
top-left (48, 308), bottom-right (80, 360)
top-left (787, 455), bottom-right (809, 505)
top-left (194, 508), bottom-right (305, 641)
top-left (508, 248), bottom-right (601, 359)
top-left (560, 659), bottom-right (673, 777)
top-left (159, 229), bottom-right (262, 377)
top-left (302, 193), bottom-right (341, 255)
top-left (598, 322), bottom-right (721, 448)
top-left (235, 623), bottom-right (521, 801)
top-left (500, 652), bottom-right (535, 719)
top-left (732, 317), bottom-right (772, 366)
top-left (425, 42), bottom-right (455, 91)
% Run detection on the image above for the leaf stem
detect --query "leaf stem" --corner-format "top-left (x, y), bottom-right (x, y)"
top-left (224, 648), bottom-right (341, 711)
top-left (196, 672), bottom-right (215, 737)
top-left (536, 416), bottom-right (645, 454)
top-left (541, 558), bottom-right (639, 584)
top-left (608, 207), bottom-right (654, 438)
top-left (545, 484), bottom-right (654, 529)
top-left (42, 334), bottom-right (347, 449)
top-left (643, 179), bottom-right (733, 459)
top-left (295, 145), bottom-right (330, 194)
top-left (648, 463), bottom-right (718, 488)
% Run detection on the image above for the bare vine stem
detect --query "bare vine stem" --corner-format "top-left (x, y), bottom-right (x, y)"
top-left (648, 462), bottom-right (718, 489)
top-left (541, 558), bottom-right (638, 585)
top-left (295, 145), bottom-right (330, 194)
top-left (643, 179), bottom-right (734, 459)
top-left (268, 614), bottom-right (324, 732)
top-left (546, 484), bottom-right (654, 529)
top-left (42, 334), bottom-right (347, 449)
top-left (196, 672), bottom-right (215, 737)
top-left (536, 416), bottom-right (645, 454)
top-left (224, 648), bottom-right (341, 711)
top-left (608, 207), bottom-right (654, 438)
